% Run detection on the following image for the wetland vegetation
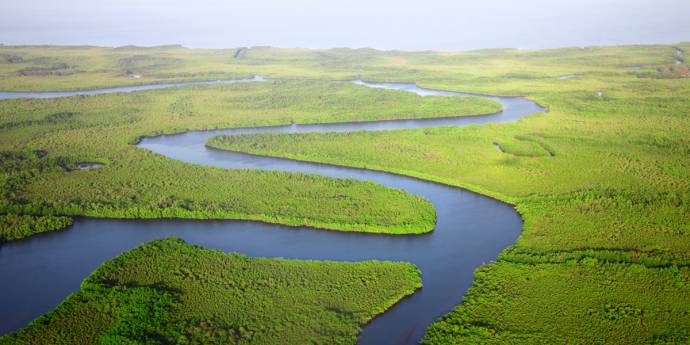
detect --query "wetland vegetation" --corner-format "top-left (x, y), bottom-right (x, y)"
top-left (0, 80), bottom-right (502, 235)
top-left (0, 214), bottom-right (72, 241)
top-left (204, 45), bottom-right (690, 342)
top-left (1, 43), bottom-right (689, 343)
top-left (0, 238), bottom-right (421, 344)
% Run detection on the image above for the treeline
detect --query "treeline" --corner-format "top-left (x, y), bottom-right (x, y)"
top-left (0, 214), bottom-right (73, 242)
top-left (0, 150), bottom-right (435, 234)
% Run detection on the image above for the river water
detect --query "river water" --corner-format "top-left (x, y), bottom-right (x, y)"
top-left (0, 77), bottom-right (544, 344)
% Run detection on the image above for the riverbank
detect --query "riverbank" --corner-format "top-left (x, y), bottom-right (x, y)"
top-left (1, 44), bottom-right (688, 344)
top-left (1, 238), bottom-right (422, 345)
top-left (0, 79), bottom-right (502, 237)
top-left (0, 74), bottom-right (530, 344)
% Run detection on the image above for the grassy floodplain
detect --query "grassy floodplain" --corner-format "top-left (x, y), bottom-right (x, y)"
top-left (0, 80), bottom-right (501, 238)
top-left (205, 45), bottom-right (690, 342)
top-left (1, 43), bottom-right (689, 343)
top-left (0, 44), bottom-right (687, 91)
top-left (0, 238), bottom-right (421, 344)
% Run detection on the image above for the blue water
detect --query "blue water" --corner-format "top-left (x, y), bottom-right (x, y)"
top-left (0, 77), bottom-right (544, 344)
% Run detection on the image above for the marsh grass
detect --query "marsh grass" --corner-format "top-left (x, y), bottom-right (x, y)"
top-left (1, 43), bottom-right (689, 343)
top-left (0, 80), bottom-right (502, 235)
top-left (0, 238), bottom-right (421, 344)
top-left (201, 44), bottom-right (690, 343)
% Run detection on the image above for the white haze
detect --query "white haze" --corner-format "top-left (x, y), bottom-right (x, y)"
top-left (1, 0), bottom-right (689, 51)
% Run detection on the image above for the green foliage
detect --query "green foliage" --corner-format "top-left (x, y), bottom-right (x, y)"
top-left (0, 79), bottom-right (503, 233)
top-left (494, 135), bottom-right (555, 157)
top-left (0, 238), bottom-right (422, 345)
top-left (214, 65), bottom-right (690, 260)
top-left (1, 43), bottom-right (689, 342)
top-left (0, 53), bottom-right (23, 64)
top-left (195, 44), bottom-right (690, 342)
top-left (16, 63), bottom-right (74, 77)
top-left (421, 261), bottom-right (690, 344)
top-left (0, 214), bottom-right (73, 241)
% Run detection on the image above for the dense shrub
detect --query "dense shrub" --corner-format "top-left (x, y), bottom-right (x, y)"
top-left (0, 238), bottom-right (421, 345)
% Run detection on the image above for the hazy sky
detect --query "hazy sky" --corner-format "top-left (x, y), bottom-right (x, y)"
top-left (2, 0), bottom-right (689, 51)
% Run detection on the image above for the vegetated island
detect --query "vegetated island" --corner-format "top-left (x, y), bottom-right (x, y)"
top-left (0, 80), bottom-right (502, 238)
top-left (203, 44), bottom-right (690, 343)
top-left (1, 43), bottom-right (689, 343)
top-left (0, 238), bottom-right (421, 345)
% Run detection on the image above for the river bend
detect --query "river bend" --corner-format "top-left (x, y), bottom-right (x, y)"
top-left (0, 77), bottom-right (544, 344)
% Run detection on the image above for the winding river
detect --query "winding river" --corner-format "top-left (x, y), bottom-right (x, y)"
top-left (0, 77), bottom-right (544, 344)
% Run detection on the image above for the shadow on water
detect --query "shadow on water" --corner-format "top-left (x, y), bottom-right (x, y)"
top-left (0, 77), bottom-right (544, 344)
